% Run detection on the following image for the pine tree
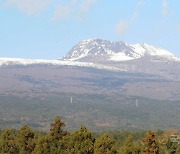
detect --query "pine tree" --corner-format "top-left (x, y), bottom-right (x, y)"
top-left (94, 134), bottom-right (117, 154)
top-left (18, 125), bottom-right (36, 154)
top-left (33, 135), bottom-right (52, 154)
top-left (49, 116), bottom-right (68, 153)
top-left (0, 129), bottom-right (19, 154)
top-left (66, 126), bottom-right (95, 154)
top-left (142, 130), bottom-right (159, 154)
top-left (119, 135), bottom-right (141, 154)
top-left (50, 116), bottom-right (67, 142)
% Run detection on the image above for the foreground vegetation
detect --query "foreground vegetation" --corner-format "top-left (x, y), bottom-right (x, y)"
top-left (0, 117), bottom-right (180, 154)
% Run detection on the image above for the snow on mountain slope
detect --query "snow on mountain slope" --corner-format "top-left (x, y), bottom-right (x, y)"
top-left (63, 39), bottom-right (177, 61)
top-left (130, 43), bottom-right (174, 57)
top-left (0, 58), bottom-right (124, 72)
top-left (0, 39), bottom-right (179, 75)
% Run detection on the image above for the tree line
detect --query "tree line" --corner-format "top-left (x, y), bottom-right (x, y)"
top-left (0, 116), bottom-right (180, 154)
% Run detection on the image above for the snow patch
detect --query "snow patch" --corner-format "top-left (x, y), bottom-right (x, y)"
top-left (130, 44), bottom-right (174, 57)
top-left (0, 58), bottom-right (126, 72)
top-left (110, 52), bottom-right (134, 61)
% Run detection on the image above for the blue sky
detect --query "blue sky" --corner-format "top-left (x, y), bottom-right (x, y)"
top-left (0, 0), bottom-right (180, 59)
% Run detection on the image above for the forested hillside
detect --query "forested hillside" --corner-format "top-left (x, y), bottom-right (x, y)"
top-left (0, 117), bottom-right (180, 154)
top-left (1, 94), bottom-right (180, 131)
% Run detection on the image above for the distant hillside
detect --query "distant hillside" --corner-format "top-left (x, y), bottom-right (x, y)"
top-left (0, 39), bottom-right (180, 131)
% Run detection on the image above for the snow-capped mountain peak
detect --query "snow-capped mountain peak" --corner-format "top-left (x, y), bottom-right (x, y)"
top-left (63, 39), bottom-right (176, 62)
top-left (131, 43), bottom-right (174, 57)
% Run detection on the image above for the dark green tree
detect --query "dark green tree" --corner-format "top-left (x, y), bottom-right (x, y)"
top-left (66, 126), bottom-right (95, 154)
top-left (94, 134), bottom-right (117, 154)
top-left (18, 125), bottom-right (36, 154)
top-left (33, 135), bottom-right (52, 154)
top-left (142, 131), bottom-right (159, 154)
top-left (50, 116), bottom-right (68, 142)
top-left (49, 116), bottom-right (68, 153)
top-left (119, 135), bottom-right (141, 154)
top-left (0, 129), bottom-right (19, 154)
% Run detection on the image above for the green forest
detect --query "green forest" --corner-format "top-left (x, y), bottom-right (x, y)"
top-left (0, 117), bottom-right (180, 154)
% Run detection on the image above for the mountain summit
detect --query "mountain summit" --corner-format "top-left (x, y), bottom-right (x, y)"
top-left (0, 38), bottom-right (180, 82)
top-left (63, 39), bottom-right (175, 62)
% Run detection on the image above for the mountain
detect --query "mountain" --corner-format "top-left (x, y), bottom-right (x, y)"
top-left (63, 38), bottom-right (177, 62)
top-left (1, 39), bottom-right (180, 81)
top-left (62, 39), bottom-right (180, 81)
top-left (0, 39), bottom-right (180, 131)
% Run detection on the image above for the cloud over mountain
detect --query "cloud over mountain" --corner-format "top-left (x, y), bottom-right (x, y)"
top-left (162, 0), bottom-right (169, 16)
top-left (2, 0), bottom-right (52, 15)
top-left (116, 0), bottom-right (145, 36)
top-left (1, 0), bottom-right (98, 20)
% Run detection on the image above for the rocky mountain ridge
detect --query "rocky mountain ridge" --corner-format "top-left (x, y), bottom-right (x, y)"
top-left (63, 39), bottom-right (178, 62)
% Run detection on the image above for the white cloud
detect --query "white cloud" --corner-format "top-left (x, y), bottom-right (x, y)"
top-left (1, 0), bottom-right (98, 20)
top-left (80, 0), bottom-right (98, 14)
top-left (162, 0), bottom-right (169, 16)
top-left (78, 0), bottom-right (98, 20)
top-left (116, 21), bottom-right (129, 35)
top-left (137, 0), bottom-right (145, 7)
top-left (52, 5), bottom-right (71, 21)
top-left (52, 0), bottom-right (77, 21)
top-left (116, 0), bottom-right (145, 36)
top-left (52, 0), bottom-right (98, 21)
top-left (2, 0), bottom-right (52, 15)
